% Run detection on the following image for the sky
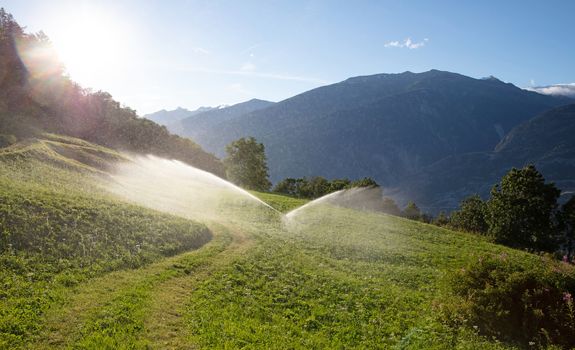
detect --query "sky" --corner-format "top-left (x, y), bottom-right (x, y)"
top-left (2, 0), bottom-right (574, 115)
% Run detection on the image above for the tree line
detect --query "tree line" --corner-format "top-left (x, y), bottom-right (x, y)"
top-left (223, 137), bottom-right (379, 196)
top-left (222, 137), bottom-right (575, 258)
top-left (428, 165), bottom-right (575, 257)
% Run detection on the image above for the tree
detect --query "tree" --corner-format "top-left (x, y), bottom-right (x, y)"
top-left (559, 195), bottom-right (575, 260)
top-left (273, 178), bottom-right (300, 196)
top-left (433, 211), bottom-right (450, 227)
top-left (349, 177), bottom-right (379, 188)
top-left (299, 176), bottom-right (330, 198)
top-left (449, 195), bottom-right (488, 234)
top-left (486, 165), bottom-right (561, 252)
top-left (224, 137), bottom-right (271, 191)
top-left (329, 178), bottom-right (351, 192)
top-left (403, 201), bottom-right (421, 221)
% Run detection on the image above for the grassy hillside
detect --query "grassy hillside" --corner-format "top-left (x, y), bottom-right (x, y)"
top-left (182, 206), bottom-right (526, 349)
top-left (1, 135), bottom-right (573, 349)
top-left (0, 135), bottom-right (211, 348)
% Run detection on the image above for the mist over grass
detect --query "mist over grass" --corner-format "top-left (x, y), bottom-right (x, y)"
top-left (107, 155), bottom-right (280, 223)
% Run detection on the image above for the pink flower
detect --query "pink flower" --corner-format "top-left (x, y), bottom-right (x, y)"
top-left (563, 292), bottom-right (573, 304)
top-left (563, 255), bottom-right (569, 263)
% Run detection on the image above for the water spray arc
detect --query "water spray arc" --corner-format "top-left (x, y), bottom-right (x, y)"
top-left (286, 187), bottom-right (384, 217)
top-left (107, 155), bottom-right (280, 222)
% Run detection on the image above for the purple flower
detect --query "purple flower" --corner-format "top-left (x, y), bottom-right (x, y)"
top-left (563, 292), bottom-right (572, 304)
top-left (563, 255), bottom-right (569, 263)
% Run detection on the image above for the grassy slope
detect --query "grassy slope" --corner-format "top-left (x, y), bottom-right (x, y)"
top-left (0, 137), bottom-right (547, 349)
top-left (250, 191), bottom-right (308, 213)
top-left (0, 135), bottom-right (211, 348)
top-left (183, 197), bottom-right (528, 349)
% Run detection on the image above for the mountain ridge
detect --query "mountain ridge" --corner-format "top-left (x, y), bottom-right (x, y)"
top-left (174, 70), bottom-right (569, 186)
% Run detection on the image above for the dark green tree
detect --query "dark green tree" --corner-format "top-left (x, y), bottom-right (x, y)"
top-left (450, 195), bottom-right (488, 234)
top-left (224, 137), bottom-right (271, 191)
top-left (299, 176), bottom-right (330, 198)
top-left (486, 165), bottom-right (561, 251)
top-left (433, 211), bottom-right (450, 227)
top-left (559, 195), bottom-right (575, 260)
top-left (273, 178), bottom-right (300, 196)
top-left (403, 201), bottom-right (421, 221)
top-left (329, 178), bottom-right (351, 192)
top-left (349, 177), bottom-right (379, 188)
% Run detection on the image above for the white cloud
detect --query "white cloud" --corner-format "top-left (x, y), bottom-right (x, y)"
top-left (192, 47), bottom-right (210, 55)
top-left (525, 83), bottom-right (575, 98)
top-left (385, 37), bottom-right (429, 49)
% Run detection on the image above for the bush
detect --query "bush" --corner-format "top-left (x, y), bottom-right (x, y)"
top-left (447, 253), bottom-right (575, 348)
top-left (449, 194), bottom-right (488, 234)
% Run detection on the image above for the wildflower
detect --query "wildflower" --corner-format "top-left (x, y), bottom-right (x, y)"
top-left (563, 292), bottom-right (572, 304)
top-left (563, 255), bottom-right (569, 263)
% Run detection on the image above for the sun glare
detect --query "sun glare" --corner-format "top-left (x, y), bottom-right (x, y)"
top-left (48, 5), bottom-right (130, 88)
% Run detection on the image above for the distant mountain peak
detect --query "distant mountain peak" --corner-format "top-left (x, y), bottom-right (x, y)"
top-left (482, 75), bottom-right (501, 82)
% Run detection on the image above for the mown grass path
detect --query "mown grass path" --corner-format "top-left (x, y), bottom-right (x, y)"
top-left (31, 223), bottom-right (252, 349)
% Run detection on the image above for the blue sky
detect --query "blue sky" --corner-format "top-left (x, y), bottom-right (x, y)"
top-left (2, 0), bottom-right (574, 114)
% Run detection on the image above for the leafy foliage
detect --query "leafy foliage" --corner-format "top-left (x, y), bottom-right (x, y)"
top-left (450, 195), bottom-right (488, 234)
top-left (448, 253), bottom-right (575, 348)
top-left (273, 176), bottom-right (379, 199)
top-left (486, 165), bottom-right (561, 252)
top-left (433, 211), bottom-right (450, 227)
top-left (559, 195), bottom-right (575, 260)
top-left (224, 137), bottom-right (271, 191)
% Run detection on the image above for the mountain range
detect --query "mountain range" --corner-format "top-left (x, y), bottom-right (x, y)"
top-left (143, 106), bottom-right (218, 130)
top-left (148, 70), bottom-right (574, 212)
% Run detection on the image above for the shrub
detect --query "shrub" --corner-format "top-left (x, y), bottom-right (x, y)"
top-left (447, 253), bottom-right (575, 348)
top-left (449, 194), bottom-right (488, 234)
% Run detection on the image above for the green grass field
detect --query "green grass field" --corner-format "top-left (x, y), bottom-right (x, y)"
top-left (0, 135), bottom-right (563, 349)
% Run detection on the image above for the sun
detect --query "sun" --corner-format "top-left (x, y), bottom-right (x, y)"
top-left (48, 5), bottom-right (130, 88)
